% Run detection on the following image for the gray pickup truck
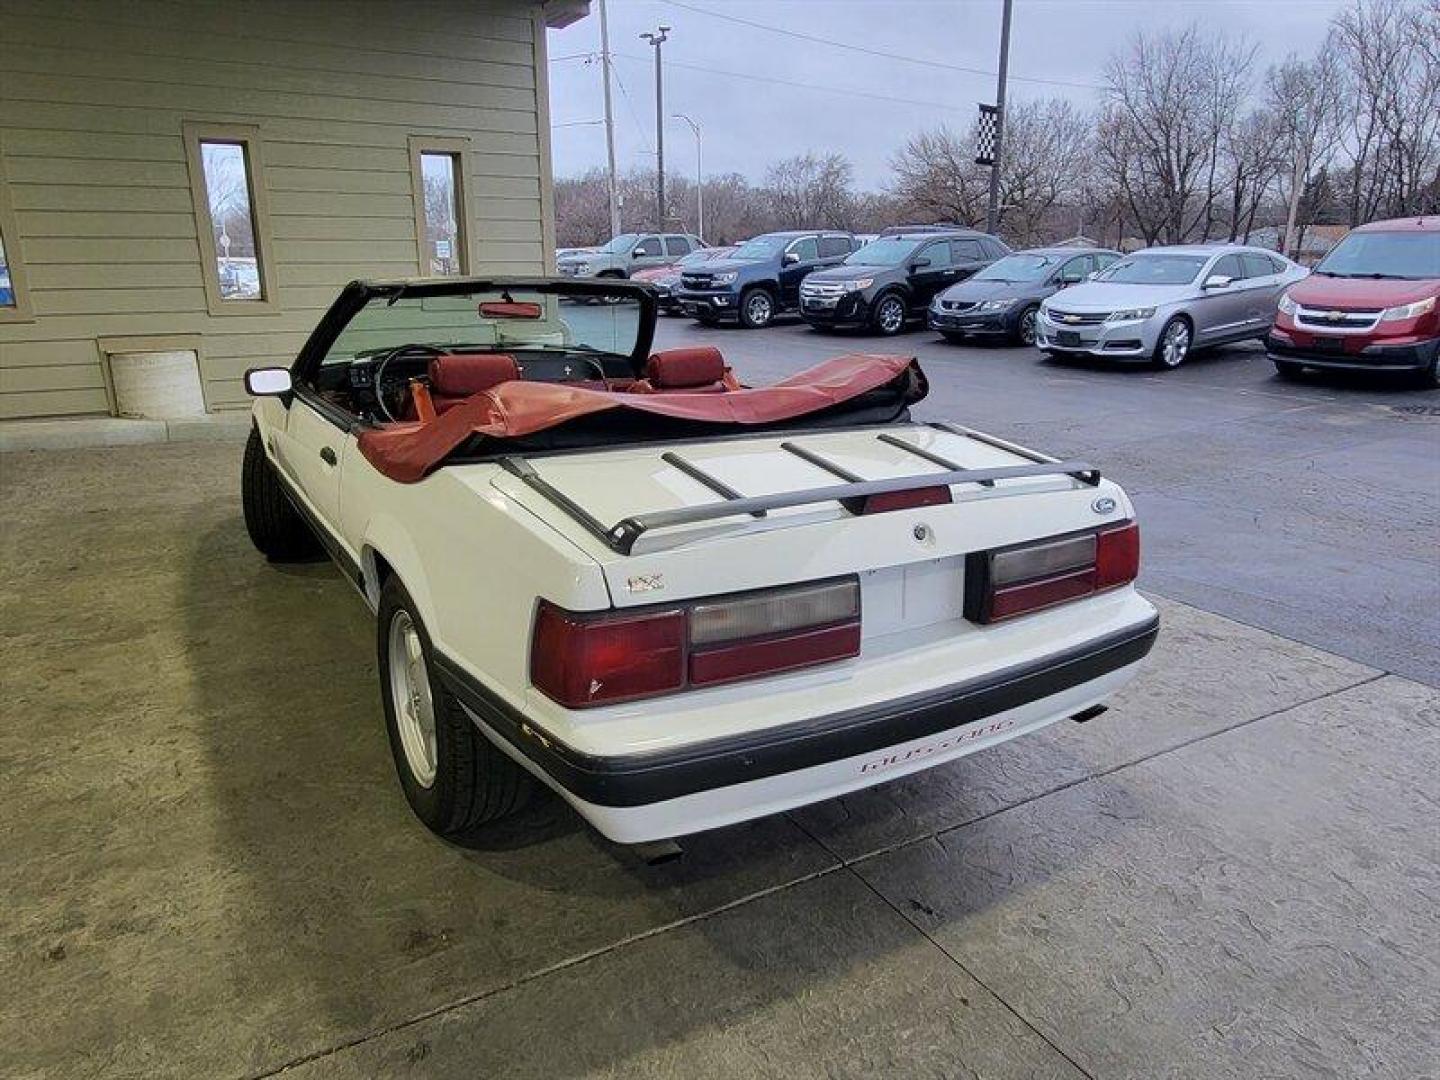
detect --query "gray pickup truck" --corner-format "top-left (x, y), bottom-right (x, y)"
top-left (557, 232), bottom-right (706, 278)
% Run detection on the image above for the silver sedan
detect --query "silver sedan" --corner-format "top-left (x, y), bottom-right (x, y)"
top-left (1036, 245), bottom-right (1309, 369)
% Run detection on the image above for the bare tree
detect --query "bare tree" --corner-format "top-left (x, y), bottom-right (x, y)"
top-left (763, 153), bottom-right (856, 229)
top-left (1099, 25), bottom-right (1255, 244)
top-left (995, 99), bottom-right (1094, 244)
top-left (889, 126), bottom-right (989, 227)
top-left (1264, 54), bottom-right (1344, 253)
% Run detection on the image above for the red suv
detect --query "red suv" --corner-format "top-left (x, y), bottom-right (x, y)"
top-left (1267, 215), bottom-right (1439, 386)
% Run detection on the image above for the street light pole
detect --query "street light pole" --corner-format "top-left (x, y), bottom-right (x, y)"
top-left (640, 26), bottom-right (671, 231)
top-left (985, 0), bottom-right (1013, 236)
top-left (598, 0), bottom-right (620, 237)
top-left (673, 113), bottom-right (702, 240)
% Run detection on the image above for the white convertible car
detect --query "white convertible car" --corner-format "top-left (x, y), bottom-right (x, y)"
top-left (243, 277), bottom-right (1158, 845)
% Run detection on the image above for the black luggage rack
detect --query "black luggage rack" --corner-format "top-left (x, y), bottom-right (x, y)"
top-left (501, 422), bottom-right (1100, 556)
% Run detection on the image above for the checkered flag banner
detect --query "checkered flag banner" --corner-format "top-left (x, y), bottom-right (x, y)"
top-left (975, 103), bottom-right (1000, 166)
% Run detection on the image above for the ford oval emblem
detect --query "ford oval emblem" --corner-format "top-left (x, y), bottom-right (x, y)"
top-left (1092, 496), bottom-right (1117, 515)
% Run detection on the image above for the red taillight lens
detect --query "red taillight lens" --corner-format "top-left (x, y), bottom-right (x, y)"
top-left (531, 578), bottom-right (861, 708)
top-left (968, 521), bottom-right (1139, 623)
top-left (854, 486), bottom-right (953, 515)
top-left (531, 602), bottom-right (686, 708)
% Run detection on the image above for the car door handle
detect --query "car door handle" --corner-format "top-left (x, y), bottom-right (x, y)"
top-left (320, 446), bottom-right (337, 466)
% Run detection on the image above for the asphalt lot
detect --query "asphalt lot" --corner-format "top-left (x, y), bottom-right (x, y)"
top-left (2, 320), bottom-right (1437, 1078)
top-left (655, 314), bottom-right (1440, 686)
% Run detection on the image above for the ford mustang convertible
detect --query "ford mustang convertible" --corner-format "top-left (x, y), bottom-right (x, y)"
top-left (242, 277), bottom-right (1158, 844)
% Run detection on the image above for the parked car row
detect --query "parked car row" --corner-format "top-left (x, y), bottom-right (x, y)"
top-left (560, 214), bottom-right (1437, 383)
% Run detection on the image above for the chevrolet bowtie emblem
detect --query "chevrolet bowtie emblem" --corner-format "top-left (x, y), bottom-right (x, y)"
top-left (1063, 314), bottom-right (1081, 323)
top-left (1325, 310), bottom-right (1344, 320)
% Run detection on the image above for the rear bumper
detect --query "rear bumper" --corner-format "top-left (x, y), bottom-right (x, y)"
top-left (1266, 332), bottom-right (1439, 372)
top-left (437, 609), bottom-right (1159, 841)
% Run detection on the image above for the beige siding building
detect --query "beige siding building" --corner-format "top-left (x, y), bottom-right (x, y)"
top-left (0, 0), bottom-right (586, 420)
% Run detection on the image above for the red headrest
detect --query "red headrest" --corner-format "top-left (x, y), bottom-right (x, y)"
top-left (428, 354), bottom-right (519, 397)
top-left (645, 346), bottom-right (726, 388)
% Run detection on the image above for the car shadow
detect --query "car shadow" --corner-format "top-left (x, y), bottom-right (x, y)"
top-left (182, 497), bottom-right (1113, 1073)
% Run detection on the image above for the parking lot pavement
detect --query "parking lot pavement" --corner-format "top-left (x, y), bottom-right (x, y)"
top-left (3, 437), bottom-right (1437, 1079)
top-left (651, 316), bottom-right (1440, 686)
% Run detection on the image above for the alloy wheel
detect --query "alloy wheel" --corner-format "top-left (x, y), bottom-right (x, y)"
top-left (1019, 307), bottom-right (1038, 345)
top-left (877, 296), bottom-right (905, 334)
top-left (1161, 320), bottom-right (1190, 367)
top-left (388, 610), bottom-right (437, 788)
top-left (745, 291), bottom-right (773, 327)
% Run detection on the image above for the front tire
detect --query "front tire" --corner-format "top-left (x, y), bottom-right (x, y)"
top-left (241, 428), bottom-right (319, 560)
top-left (377, 576), bottom-right (532, 840)
top-left (1014, 304), bottom-right (1040, 346)
top-left (738, 286), bottom-right (776, 329)
top-left (871, 293), bottom-right (908, 336)
top-left (1152, 316), bottom-right (1192, 370)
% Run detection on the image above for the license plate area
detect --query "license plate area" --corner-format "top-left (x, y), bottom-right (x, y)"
top-left (1312, 336), bottom-right (1345, 353)
top-left (1057, 330), bottom-right (1081, 346)
top-left (860, 558), bottom-right (966, 638)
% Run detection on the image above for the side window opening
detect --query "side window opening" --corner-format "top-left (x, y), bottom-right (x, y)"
top-left (788, 237), bottom-right (819, 262)
top-left (183, 123), bottom-right (276, 313)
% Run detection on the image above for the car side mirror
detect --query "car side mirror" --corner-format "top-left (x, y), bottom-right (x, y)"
top-left (1086, 271), bottom-right (1100, 281)
top-left (632, 247), bottom-right (648, 258)
top-left (910, 257), bottom-right (932, 270)
top-left (245, 367), bottom-right (293, 397)
top-left (783, 252), bottom-right (800, 265)
top-left (1202, 274), bottom-right (1233, 290)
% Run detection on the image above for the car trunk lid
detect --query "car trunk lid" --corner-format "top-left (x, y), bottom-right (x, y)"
top-left (482, 425), bottom-right (1119, 631)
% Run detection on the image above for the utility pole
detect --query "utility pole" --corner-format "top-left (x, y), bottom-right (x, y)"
top-left (598, 0), bottom-right (620, 237)
top-left (985, 0), bottom-right (1013, 236)
top-left (673, 113), bottom-right (702, 240)
top-left (1282, 145), bottom-right (1308, 260)
top-left (640, 26), bottom-right (670, 231)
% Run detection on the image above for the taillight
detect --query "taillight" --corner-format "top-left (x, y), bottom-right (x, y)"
top-left (531, 578), bottom-right (860, 708)
top-left (852, 486), bottom-right (952, 515)
top-left (966, 521), bottom-right (1139, 623)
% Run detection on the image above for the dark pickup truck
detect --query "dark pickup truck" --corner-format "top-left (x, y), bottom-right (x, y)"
top-left (674, 230), bottom-right (860, 328)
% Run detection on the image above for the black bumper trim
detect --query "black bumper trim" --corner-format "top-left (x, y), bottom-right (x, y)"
top-left (434, 611), bottom-right (1160, 808)
top-left (1267, 334), bottom-right (1439, 372)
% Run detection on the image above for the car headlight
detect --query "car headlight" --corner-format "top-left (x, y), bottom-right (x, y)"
top-left (711, 272), bottom-right (738, 286)
top-left (844, 278), bottom-right (873, 292)
top-left (977, 298), bottom-right (1019, 312)
top-left (1379, 296), bottom-right (1436, 321)
top-left (1107, 307), bottom-right (1156, 322)
top-left (1276, 291), bottom-right (1297, 316)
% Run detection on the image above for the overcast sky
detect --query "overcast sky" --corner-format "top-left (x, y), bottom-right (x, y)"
top-left (546, 0), bottom-right (1345, 191)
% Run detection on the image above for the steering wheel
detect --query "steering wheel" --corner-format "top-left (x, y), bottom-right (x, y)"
top-left (373, 344), bottom-right (443, 423)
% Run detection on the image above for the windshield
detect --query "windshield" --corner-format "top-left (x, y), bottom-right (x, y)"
top-left (1314, 232), bottom-right (1440, 280)
top-left (678, 247), bottom-right (725, 267)
top-left (1099, 254), bottom-right (1208, 285)
top-left (731, 235), bottom-right (790, 260)
top-left (845, 237), bottom-right (922, 266)
top-left (975, 253), bottom-right (1060, 282)
top-left (598, 233), bottom-right (642, 254)
top-left (321, 286), bottom-right (642, 366)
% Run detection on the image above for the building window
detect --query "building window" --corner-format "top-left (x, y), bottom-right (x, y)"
top-left (183, 123), bottom-right (277, 315)
top-left (409, 137), bottom-right (472, 276)
top-left (0, 158), bottom-right (33, 323)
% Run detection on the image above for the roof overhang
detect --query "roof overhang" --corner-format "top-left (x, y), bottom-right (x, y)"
top-left (543, 0), bottom-right (590, 28)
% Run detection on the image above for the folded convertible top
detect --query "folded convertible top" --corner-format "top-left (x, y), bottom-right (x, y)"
top-left (357, 353), bottom-right (926, 482)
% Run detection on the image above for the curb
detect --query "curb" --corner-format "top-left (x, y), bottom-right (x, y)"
top-left (0, 414), bottom-right (251, 452)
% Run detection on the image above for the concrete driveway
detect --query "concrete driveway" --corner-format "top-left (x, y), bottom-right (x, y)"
top-left (2, 323), bottom-right (1436, 1078)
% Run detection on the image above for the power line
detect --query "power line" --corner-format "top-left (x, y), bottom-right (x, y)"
top-left (658, 0), bottom-right (1106, 92)
top-left (610, 63), bottom-right (655, 153)
top-left (611, 50), bottom-right (972, 114)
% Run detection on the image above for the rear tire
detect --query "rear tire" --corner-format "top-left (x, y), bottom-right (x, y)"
top-left (377, 575), bottom-right (532, 840)
top-left (241, 427), bottom-right (319, 560)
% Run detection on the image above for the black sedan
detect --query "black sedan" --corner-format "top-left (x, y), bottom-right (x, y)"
top-left (929, 247), bottom-right (1121, 346)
